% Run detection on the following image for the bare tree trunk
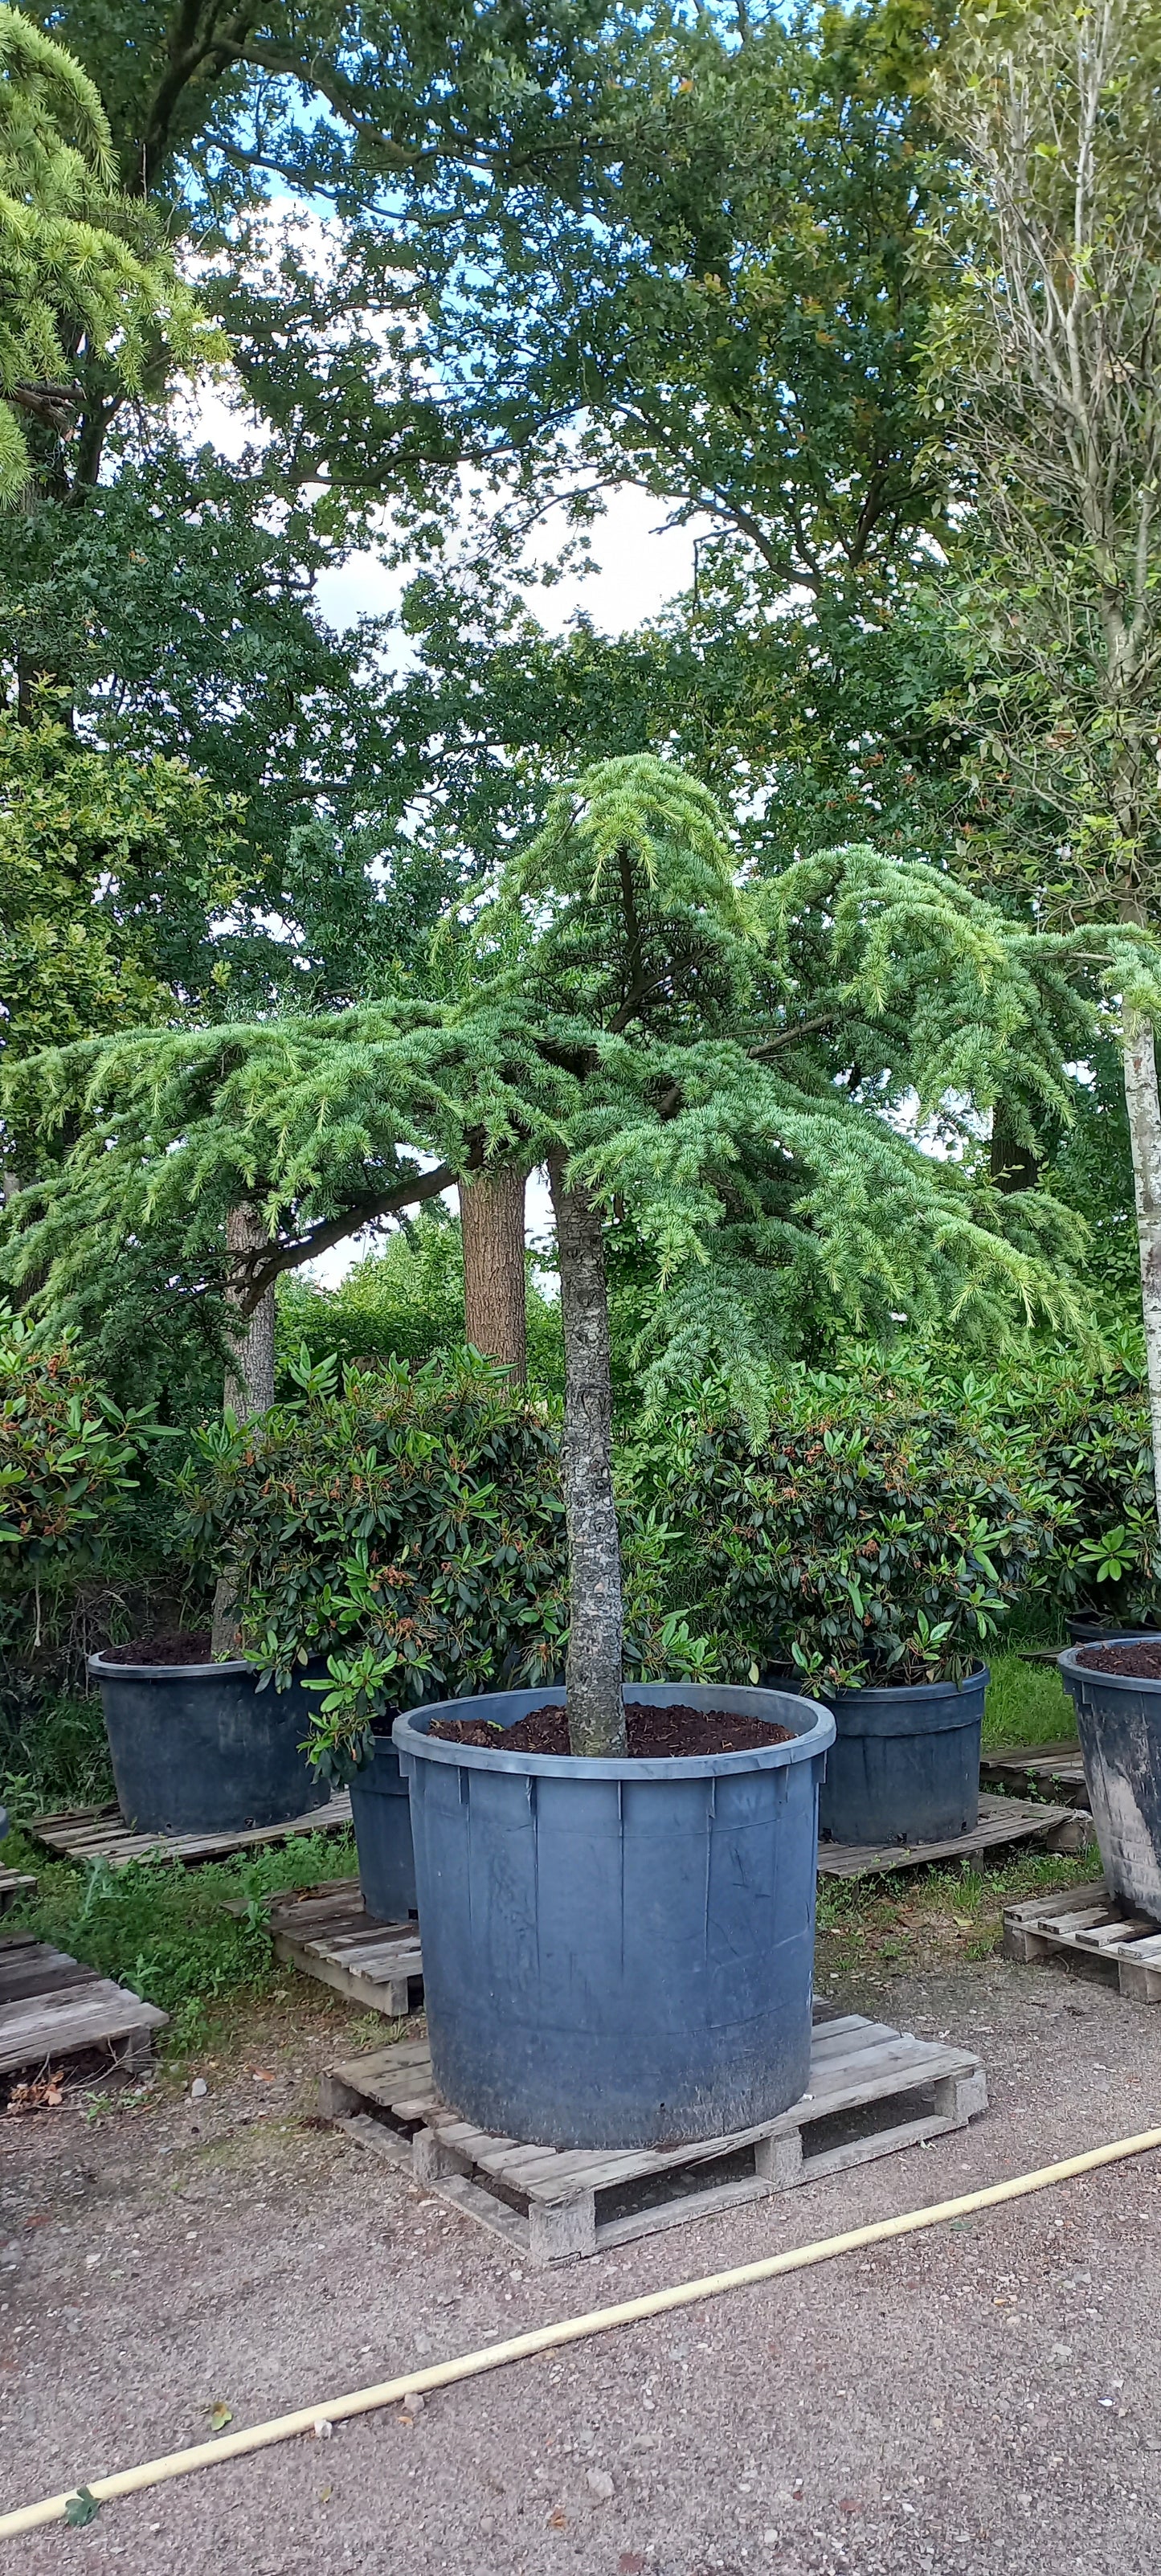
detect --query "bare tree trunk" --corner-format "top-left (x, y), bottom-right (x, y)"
top-left (458, 1163), bottom-right (527, 1380)
top-left (211, 1204), bottom-right (276, 1659)
top-left (989, 1105), bottom-right (1038, 1193)
top-left (1122, 1012), bottom-right (1161, 1534)
top-left (223, 1203), bottom-right (276, 1417)
top-left (547, 1150), bottom-right (626, 1758)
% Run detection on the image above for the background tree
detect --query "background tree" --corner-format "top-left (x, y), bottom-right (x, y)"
top-left (0, 4), bottom-right (217, 510)
top-left (927, 0), bottom-right (1161, 1517)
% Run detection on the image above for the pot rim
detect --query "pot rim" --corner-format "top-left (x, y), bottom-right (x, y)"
top-left (393, 1679), bottom-right (835, 1782)
top-left (822, 1662), bottom-right (990, 1707)
top-left (88, 1650), bottom-right (254, 1683)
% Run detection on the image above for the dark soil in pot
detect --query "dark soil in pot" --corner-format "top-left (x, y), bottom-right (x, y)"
top-left (428, 1701), bottom-right (795, 1756)
top-left (1076, 1639), bottom-right (1161, 1678)
top-left (100, 1629), bottom-right (213, 1666)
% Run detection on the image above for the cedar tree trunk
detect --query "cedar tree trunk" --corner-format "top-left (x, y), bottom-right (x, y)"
top-left (223, 1202), bottom-right (276, 1417)
top-left (547, 1149), bottom-right (627, 1757)
top-left (989, 1105), bottom-right (1038, 1193)
top-left (1122, 1012), bottom-right (1161, 1533)
top-left (211, 1203), bottom-right (276, 1658)
top-left (458, 1163), bottom-right (528, 1380)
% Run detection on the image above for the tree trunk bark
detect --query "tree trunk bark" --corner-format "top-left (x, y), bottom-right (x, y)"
top-left (1122, 1012), bottom-right (1161, 1535)
top-left (989, 1105), bottom-right (1038, 1193)
top-left (458, 1163), bottom-right (527, 1380)
top-left (222, 1203), bottom-right (276, 1418)
top-left (211, 1204), bottom-right (276, 1658)
top-left (547, 1150), bottom-right (626, 1757)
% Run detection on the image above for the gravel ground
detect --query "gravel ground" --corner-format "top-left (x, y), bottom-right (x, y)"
top-left (2, 1949), bottom-right (1160, 2576)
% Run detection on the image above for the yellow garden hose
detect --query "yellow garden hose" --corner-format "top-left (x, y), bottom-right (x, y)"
top-left (2, 2124), bottom-right (1159, 2539)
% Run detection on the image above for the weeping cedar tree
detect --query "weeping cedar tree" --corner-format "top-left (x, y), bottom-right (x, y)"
top-left (0, 8), bottom-right (219, 509)
top-left (927, 0), bottom-right (1161, 1526)
top-left (7, 753), bottom-right (1161, 1749)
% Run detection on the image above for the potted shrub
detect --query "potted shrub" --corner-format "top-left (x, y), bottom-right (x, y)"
top-left (674, 1393), bottom-right (1047, 1846)
top-left (988, 1349), bottom-right (1161, 1648)
top-left (304, 756), bottom-right (1092, 2150)
top-left (0, 1315), bottom-right (305, 1838)
top-left (178, 1350), bottom-right (571, 1912)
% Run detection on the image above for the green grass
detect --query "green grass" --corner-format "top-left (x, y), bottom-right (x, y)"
top-left (982, 1649), bottom-right (1074, 1749)
top-left (2, 1819), bottom-right (358, 2055)
top-left (0, 1690), bottom-right (116, 1815)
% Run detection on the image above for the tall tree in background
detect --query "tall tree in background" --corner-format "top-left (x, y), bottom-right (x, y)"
top-left (0, 4), bottom-right (217, 511)
top-left (928, 0), bottom-right (1161, 1517)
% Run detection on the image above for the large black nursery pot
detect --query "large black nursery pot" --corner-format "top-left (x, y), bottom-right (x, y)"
top-left (348, 1730), bottom-right (418, 1919)
top-left (817, 1668), bottom-right (987, 1847)
top-left (394, 1679), bottom-right (835, 2152)
top-left (1064, 1612), bottom-right (1161, 1648)
top-left (1057, 1642), bottom-right (1161, 1915)
top-left (88, 1651), bottom-right (330, 1836)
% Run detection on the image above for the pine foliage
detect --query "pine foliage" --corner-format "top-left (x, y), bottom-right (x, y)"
top-left (6, 753), bottom-right (1157, 1420)
top-left (0, 5), bottom-right (219, 500)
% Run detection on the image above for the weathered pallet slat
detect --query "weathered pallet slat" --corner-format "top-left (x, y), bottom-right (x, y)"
top-left (324, 2014), bottom-right (987, 2263)
top-left (0, 1867), bottom-right (36, 1916)
top-left (980, 1740), bottom-right (1089, 1806)
top-left (0, 1932), bottom-right (166, 2079)
top-left (1004, 1879), bottom-right (1161, 2001)
top-left (29, 1795), bottom-right (353, 1871)
top-left (817, 1790), bottom-right (1088, 1880)
top-left (240, 1879), bottom-right (423, 2017)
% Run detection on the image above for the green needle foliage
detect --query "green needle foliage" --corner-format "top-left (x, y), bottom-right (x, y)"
top-left (0, 5), bottom-right (219, 501)
top-left (4, 750), bottom-right (1151, 1409)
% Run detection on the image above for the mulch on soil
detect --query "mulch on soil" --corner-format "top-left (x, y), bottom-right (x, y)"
top-left (427, 1702), bottom-right (795, 1757)
top-left (1076, 1638), bottom-right (1161, 1679)
top-left (98, 1630), bottom-right (215, 1666)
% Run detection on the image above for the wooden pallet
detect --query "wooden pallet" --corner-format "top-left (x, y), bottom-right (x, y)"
top-left (817, 1789), bottom-right (1089, 1880)
top-left (29, 1793), bottom-right (353, 1871)
top-left (255, 1879), bottom-right (422, 2017)
top-left (980, 1740), bottom-right (1089, 1807)
top-left (0, 1929), bottom-right (167, 2081)
top-left (1004, 1879), bottom-right (1161, 2001)
top-left (323, 2014), bottom-right (988, 2263)
top-left (0, 1867), bottom-right (36, 1917)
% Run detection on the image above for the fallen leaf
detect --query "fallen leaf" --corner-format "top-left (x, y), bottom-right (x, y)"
top-left (64, 2488), bottom-right (100, 2529)
top-left (547, 2509), bottom-right (568, 2529)
top-left (952, 1916), bottom-right (973, 1931)
top-left (318, 2485), bottom-right (333, 2504)
top-left (6, 2071), bottom-right (65, 2116)
top-left (209, 2402), bottom-right (233, 2433)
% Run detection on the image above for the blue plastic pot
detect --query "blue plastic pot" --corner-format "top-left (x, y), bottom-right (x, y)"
top-left (349, 1733), bottom-right (418, 1920)
top-left (88, 1653), bottom-right (329, 1836)
top-left (1058, 1642), bottom-right (1161, 1914)
top-left (394, 1680), bottom-right (835, 2151)
top-left (818, 1668), bottom-right (987, 1846)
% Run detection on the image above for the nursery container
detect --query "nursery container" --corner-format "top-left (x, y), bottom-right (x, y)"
top-left (394, 1679), bottom-right (834, 2151)
top-left (88, 1652), bottom-right (329, 1836)
top-left (817, 1668), bottom-right (987, 1846)
top-left (349, 1732), bottom-right (418, 1919)
top-left (1064, 1613), bottom-right (1161, 1648)
top-left (1057, 1642), bottom-right (1161, 1914)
